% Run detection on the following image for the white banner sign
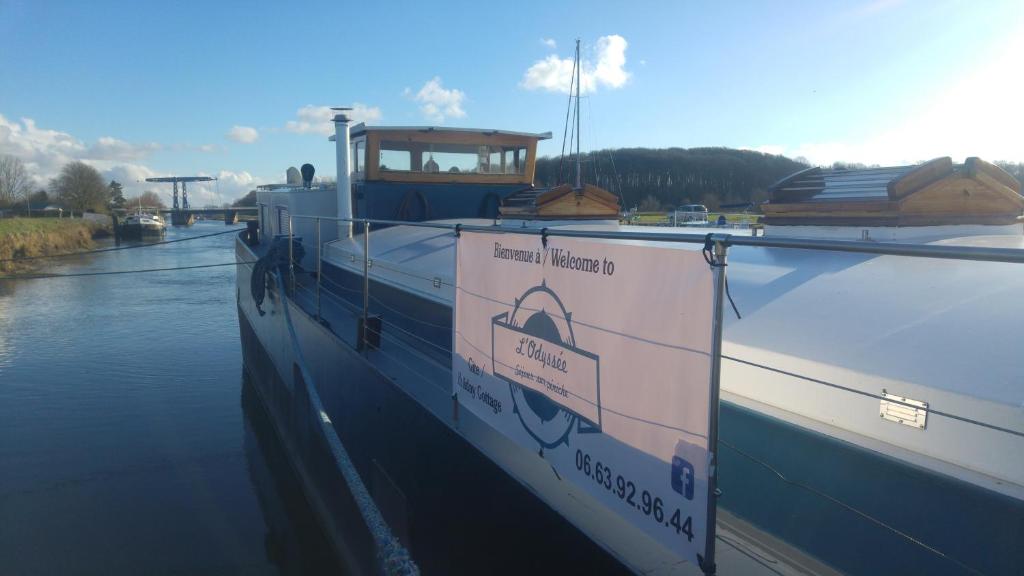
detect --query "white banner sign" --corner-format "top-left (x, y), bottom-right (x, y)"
top-left (454, 231), bottom-right (715, 567)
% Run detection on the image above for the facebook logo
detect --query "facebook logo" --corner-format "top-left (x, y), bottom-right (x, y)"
top-left (671, 456), bottom-right (694, 500)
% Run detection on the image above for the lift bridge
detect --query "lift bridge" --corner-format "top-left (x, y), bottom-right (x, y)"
top-left (145, 176), bottom-right (217, 226)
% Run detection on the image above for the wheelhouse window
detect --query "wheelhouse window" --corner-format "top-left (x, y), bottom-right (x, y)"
top-left (378, 141), bottom-right (528, 175)
top-left (351, 138), bottom-right (365, 173)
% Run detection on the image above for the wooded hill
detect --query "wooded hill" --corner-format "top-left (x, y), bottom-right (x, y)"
top-left (535, 147), bottom-right (808, 212)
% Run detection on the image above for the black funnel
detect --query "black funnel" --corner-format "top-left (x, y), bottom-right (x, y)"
top-left (300, 163), bottom-right (315, 188)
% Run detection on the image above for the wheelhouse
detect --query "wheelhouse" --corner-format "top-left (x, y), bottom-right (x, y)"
top-left (335, 125), bottom-right (551, 221)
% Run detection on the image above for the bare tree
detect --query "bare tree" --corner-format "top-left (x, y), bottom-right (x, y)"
top-left (123, 190), bottom-right (166, 211)
top-left (0, 155), bottom-right (32, 208)
top-left (51, 161), bottom-right (109, 213)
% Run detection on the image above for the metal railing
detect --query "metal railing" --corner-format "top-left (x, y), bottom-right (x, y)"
top-left (268, 211), bottom-right (1023, 576)
top-left (275, 212), bottom-right (1024, 351)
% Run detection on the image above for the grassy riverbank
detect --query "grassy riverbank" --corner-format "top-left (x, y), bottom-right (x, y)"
top-left (0, 218), bottom-right (102, 273)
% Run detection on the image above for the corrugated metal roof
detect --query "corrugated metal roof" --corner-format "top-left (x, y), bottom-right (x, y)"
top-left (772, 165), bottom-right (917, 202)
top-left (810, 166), bottom-right (913, 200)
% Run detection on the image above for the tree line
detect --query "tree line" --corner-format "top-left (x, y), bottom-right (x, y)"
top-left (0, 155), bottom-right (166, 214)
top-left (535, 147), bottom-right (809, 212)
top-left (536, 149), bottom-right (1024, 213)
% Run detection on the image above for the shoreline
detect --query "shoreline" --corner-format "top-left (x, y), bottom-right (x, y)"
top-left (0, 217), bottom-right (110, 273)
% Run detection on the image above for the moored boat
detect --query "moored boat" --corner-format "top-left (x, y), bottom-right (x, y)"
top-left (119, 210), bottom-right (166, 238)
top-left (236, 107), bottom-right (1024, 576)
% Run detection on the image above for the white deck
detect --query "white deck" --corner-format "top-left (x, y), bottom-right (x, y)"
top-left (323, 219), bottom-right (1024, 501)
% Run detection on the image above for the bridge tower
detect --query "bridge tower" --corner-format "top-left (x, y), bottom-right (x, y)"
top-left (145, 176), bottom-right (217, 226)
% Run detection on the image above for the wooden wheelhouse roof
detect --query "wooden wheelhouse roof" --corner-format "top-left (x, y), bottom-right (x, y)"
top-left (762, 157), bottom-right (1023, 226)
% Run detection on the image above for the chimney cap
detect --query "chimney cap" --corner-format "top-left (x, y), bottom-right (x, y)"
top-left (331, 106), bottom-right (353, 122)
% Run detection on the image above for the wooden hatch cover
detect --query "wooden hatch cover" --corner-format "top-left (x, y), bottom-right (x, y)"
top-left (500, 183), bottom-right (621, 219)
top-left (762, 157), bottom-right (1023, 226)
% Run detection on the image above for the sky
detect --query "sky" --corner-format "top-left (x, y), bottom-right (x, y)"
top-left (1, 0), bottom-right (1022, 205)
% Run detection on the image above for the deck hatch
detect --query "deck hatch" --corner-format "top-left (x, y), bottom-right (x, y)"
top-left (879, 390), bottom-right (928, 429)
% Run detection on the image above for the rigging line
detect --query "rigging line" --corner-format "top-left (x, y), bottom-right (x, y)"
top-left (456, 285), bottom-right (708, 357)
top-left (0, 261), bottom-right (242, 280)
top-left (315, 270), bottom-right (453, 331)
top-left (361, 327), bottom-right (450, 393)
top-left (452, 329), bottom-right (708, 441)
top-left (318, 274), bottom-right (447, 326)
top-left (586, 95), bottom-right (599, 187)
top-left (316, 272), bottom-right (365, 296)
top-left (722, 355), bottom-right (1024, 439)
top-left (557, 48), bottom-right (578, 185)
top-left (377, 317), bottom-right (452, 354)
top-left (299, 280), bottom-right (361, 315)
top-left (365, 326), bottom-right (451, 373)
top-left (718, 439), bottom-right (987, 576)
top-left (352, 257), bottom-right (453, 287)
top-left (0, 227), bottom-right (242, 262)
top-left (312, 272), bottom-right (1020, 439)
top-left (604, 128), bottom-right (622, 198)
top-left (369, 293), bottom-right (453, 330)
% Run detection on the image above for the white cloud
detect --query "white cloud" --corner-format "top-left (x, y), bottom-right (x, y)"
top-left (175, 169), bottom-right (262, 207)
top-left (105, 163), bottom-right (157, 184)
top-left (89, 136), bottom-right (161, 161)
top-left (0, 115), bottom-right (162, 190)
top-left (412, 77), bottom-right (466, 123)
top-left (284, 103), bottom-right (382, 136)
top-left (521, 34), bottom-right (631, 94)
top-left (0, 114), bottom-right (267, 203)
top-left (541, 38), bottom-right (557, 49)
top-left (226, 125), bottom-right (260, 143)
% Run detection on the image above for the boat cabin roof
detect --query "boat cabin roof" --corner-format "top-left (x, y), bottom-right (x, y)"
top-left (763, 157), bottom-right (1024, 226)
top-left (341, 124), bottom-right (552, 141)
top-left (335, 124), bottom-right (551, 186)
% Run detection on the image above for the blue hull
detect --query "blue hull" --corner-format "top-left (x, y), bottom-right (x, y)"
top-left (237, 236), bottom-right (1023, 575)
top-left (236, 261), bottom-right (628, 573)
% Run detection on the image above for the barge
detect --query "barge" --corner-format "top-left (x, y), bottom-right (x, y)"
top-left (118, 210), bottom-right (166, 238)
top-left (236, 110), bottom-right (1024, 575)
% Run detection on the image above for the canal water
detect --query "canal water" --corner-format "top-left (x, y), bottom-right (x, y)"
top-left (0, 222), bottom-right (340, 575)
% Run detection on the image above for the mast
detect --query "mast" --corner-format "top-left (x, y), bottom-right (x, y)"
top-left (574, 38), bottom-right (582, 189)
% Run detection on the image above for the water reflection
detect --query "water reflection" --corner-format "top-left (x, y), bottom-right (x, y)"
top-left (242, 374), bottom-right (341, 575)
top-left (0, 223), bottom-right (338, 575)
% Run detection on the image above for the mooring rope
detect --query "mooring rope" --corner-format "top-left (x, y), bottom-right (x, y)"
top-left (0, 227), bottom-right (242, 263)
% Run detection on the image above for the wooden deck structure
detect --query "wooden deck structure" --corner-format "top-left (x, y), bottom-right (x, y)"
top-left (762, 157), bottom-right (1023, 226)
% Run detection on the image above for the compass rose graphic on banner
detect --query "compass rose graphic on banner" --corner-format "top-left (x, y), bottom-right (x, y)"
top-left (491, 281), bottom-right (602, 451)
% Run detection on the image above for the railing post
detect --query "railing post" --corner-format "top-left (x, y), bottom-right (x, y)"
top-left (288, 214), bottom-right (295, 294)
top-left (315, 217), bottom-right (322, 320)
top-left (702, 238), bottom-right (728, 576)
top-left (362, 220), bottom-right (370, 349)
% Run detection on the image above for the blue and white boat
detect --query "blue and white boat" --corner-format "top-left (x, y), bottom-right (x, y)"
top-left (235, 109), bottom-right (1024, 575)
